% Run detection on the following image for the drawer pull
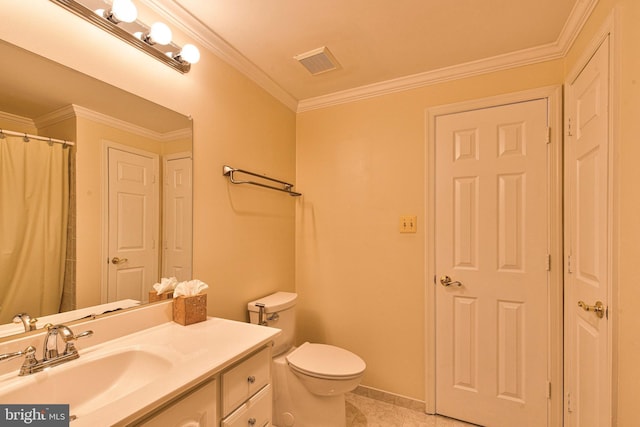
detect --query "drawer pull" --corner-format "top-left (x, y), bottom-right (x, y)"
top-left (248, 418), bottom-right (256, 426)
top-left (247, 375), bottom-right (256, 384)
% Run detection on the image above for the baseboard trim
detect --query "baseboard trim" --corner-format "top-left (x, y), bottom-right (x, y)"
top-left (351, 385), bottom-right (425, 412)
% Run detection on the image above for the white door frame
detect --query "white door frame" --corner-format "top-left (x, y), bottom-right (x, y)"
top-left (425, 86), bottom-right (564, 426)
top-left (563, 11), bottom-right (618, 426)
top-left (100, 140), bottom-right (160, 303)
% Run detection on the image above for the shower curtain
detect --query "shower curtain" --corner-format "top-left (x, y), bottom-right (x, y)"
top-left (0, 135), bottom-right (70, 323)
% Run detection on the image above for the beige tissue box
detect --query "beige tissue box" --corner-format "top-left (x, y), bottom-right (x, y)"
top-left (149, 290), bottom-right (173, 302)
top-left (173, 294), bottom-right (207, 325)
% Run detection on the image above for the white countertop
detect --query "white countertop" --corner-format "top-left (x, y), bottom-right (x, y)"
top-left (106, 318), bottom-right (280, 426)
top-left (0, 316), bottom-right (280, 426)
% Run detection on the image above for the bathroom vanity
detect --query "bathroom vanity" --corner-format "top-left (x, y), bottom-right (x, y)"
top-left (0, 301), bottom-right (280, 426)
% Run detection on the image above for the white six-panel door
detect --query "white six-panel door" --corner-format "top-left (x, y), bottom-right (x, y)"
top-left (107, 147), bottom-right (159, 303)
top-left (564, 36), bottom-right (611, 427)
top-left (435, 99), bottom-right (550, 426)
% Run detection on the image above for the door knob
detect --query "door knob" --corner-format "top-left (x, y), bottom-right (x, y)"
top-left (111, 257), bottom-right (128, 265)
top-left (440, 275), bottom-right (462, 287)
top-left (577, 300), bottom-right (606, 318)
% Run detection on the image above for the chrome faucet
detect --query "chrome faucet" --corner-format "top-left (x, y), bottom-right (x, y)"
top-left (43, 324), bottom-right (92, 361)
top-left (12, 313), bottom-right (38, 332)
top-left (0, 324), bottom-right (93, 376)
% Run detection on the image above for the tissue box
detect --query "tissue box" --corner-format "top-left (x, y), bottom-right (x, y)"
top-left (149, 291), bottom-right (173, 302)
top-left (173, 294), bottom-right (207, 325)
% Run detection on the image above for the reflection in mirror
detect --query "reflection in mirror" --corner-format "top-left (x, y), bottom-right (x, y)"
top-left (0, 39), bottom-right (192, 337)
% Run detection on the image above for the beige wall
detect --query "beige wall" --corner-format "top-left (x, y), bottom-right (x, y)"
top-left (0, 1), bottom-right (296, 322)
top-left (296, 61), bottom-right (564, 399)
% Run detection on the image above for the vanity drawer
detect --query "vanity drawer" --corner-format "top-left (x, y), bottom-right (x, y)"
top-left (222, 347), bottom-right (271, 416)
top-left (135, 378), bottom-right (217, 426)
top-left (222, 384), bottom-right (272, 427)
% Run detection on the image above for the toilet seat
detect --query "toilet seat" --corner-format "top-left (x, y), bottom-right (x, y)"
top-left (286, 342), bottom-right (366, 380)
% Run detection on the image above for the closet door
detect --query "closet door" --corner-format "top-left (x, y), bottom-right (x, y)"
top-left (564, 36), bottom-right (611, 427)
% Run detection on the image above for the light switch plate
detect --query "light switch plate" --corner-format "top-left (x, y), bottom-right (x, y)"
top-left (399, 215), bottom-right (417, 233)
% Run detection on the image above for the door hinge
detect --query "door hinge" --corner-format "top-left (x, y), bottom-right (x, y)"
top-left (567, 254), bottom-right (573, 274)
top-left (567, 117), bottom-right (574, 137)
top-left (545, 254), bottom-right (551, 271)
top-left (546, 127), bottom-right (551, 144)
top-left (567, 392), bottom-right (573, 413)
top-left (547, 381), bottom-right (552, 399)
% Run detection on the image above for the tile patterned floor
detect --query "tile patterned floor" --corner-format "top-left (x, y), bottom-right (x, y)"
top-left (346, 392), bottom-right (479, 427)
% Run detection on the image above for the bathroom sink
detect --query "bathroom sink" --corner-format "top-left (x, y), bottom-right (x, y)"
top-left (0, 313), bottom-right (282, 427)
top-left (0, 347), bottom-right (172, 417)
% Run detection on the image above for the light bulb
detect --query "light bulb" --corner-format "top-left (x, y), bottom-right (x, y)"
top-left (111, 0), bottom-right (137, 23)
top-left (148, 22), bottom-right (172, 45)
top-left (179, 44), bottom-right (201, 64)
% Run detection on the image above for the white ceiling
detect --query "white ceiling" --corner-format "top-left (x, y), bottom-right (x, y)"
top-left (152, 0), bottom-right (590, 110)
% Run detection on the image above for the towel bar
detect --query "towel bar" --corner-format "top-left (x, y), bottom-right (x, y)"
top-left (223, 165), bottom-right (301, 197)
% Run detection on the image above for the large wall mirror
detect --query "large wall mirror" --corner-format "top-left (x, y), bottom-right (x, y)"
top-left (0, 40), bottom-right (193, 337)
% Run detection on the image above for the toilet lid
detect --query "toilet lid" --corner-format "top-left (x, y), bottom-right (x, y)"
top-left (286, 342), bottom-right (366, 379)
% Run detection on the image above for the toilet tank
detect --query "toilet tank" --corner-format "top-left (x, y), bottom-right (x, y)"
top-left (247, 292), bottom-right (297, 356)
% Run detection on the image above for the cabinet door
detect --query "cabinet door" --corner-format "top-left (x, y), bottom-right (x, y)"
top-left (222, 347), bottom-right (271, 416)
top-left (222, 385), bottom-right (272, 427)
top-left (137, 379), bottom-right (217, 427)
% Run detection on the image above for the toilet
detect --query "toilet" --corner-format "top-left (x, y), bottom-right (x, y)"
top-left (248, 292), bottom-right (366, 427)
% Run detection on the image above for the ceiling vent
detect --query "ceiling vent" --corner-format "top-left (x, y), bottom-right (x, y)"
top-left (294, 46), bottom-right (341, 75)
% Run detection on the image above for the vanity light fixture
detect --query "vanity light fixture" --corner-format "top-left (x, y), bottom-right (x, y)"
top-left (138, 21), bottom-right (172, 45)
top-left (50, 0), bottom-right (200, 73)
top-left (98, 0), bottom-right (138, 24)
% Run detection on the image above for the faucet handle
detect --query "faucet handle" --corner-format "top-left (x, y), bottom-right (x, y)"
top-left (20, 346), bottom-right (37, 373)
top-left (75, 330), bottom-right (93, 340)
top-left (0, 346), bottom-right (35, 363)
top-left (63, 329), bottom-right (93, 355)
top-left (18, 346), bottom-right (40, 377)
top-left (0, 345), bottom-right (38, 377)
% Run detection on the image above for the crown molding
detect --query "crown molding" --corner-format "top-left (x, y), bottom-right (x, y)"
top-left (556, 0), bottom-right (600, 56)
top-left (34, 105), bottom-right (76, 128)
top-left (72, 105), bottom-right (192, 142)
top-left (298, 0), bottom-right (598, 112)
top-left (141, 0), bottom-right (298, 111)
top-left (297, 42), bottom-right (566, 112)
top-left (145, 0), bottom-right (597, 113)
top-left (34, 104), bottom-right (190, 142)
top-left (0, 111), bottom-right (36, 129)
